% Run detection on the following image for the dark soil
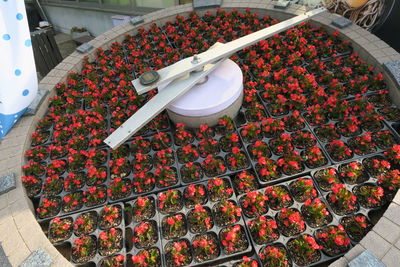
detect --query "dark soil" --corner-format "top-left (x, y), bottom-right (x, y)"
top-left (327, 193), bottom-right (359, 216)
top-left (133, 220), bottom-right (158, 249)
top-left (362, 156), bottom-right (386, 177)
top-left (325, 144), bottom-right (353, 162)
top-left (38, 197), bottom-right (61, 219)
top-left (348, 138), bottom-right (377, 156)
top-left (62, 191), bottom-right (84, 213)
top-left (109, 179), bottom-right (132, 201)
top-left (99, 205), bottom-right (122, 230)
top-left (192, 232), bottom-right (220, 262)
top-left (313, 169), bottom-right (341, 191)
top-left (25, 180), bottom-right (42, 198)
top-left (180, 162), bottom-right (204, 183)
top-left (165, 239), bottom-right (192, 267)
top-left (314, 127), bottom-right (340, 143)
top-left (98, 228), bottom-right (123, 256)
top-left (110, 162), bottom-right (130, 179)
top-left (74, 211), bottom-right (97, 236)
top-left (378, 107), bottom-right (400, 121)
top-left (220, 136), bottom-right (242, 153)
top-left (239, 195), bottom-right (268, 218)
top-left (353, 185), bottom-right (386, 209)
top-left (49, 217), bottom-right (73, 243)
top-left (284, 122), bottom-right (305, 132)
top-left (132, 247), bottom-right (161, 267)
top-left (267, 186), bottom-right (294, 211)
top-left (316, 226), bottom-right (350, 256)
top-left (225, 152), bottom-right (250, 171)
top-left (219, 225), bottom-right (249, 255)
top-left (301, 205), bottom-right (333, 228)
top-left (132, 173), bottom-right (155, 194)
top-left (289, 180), bottom-right (317, 203)
top-left (162, 213), bottom-right (188, 239)
top-left (287, 235), bottom-right (321, 266)
top-left (213, 201), bottom-right (241, 227)
top-left (247, 143), bottom-right (271, 159)
top-left (338, 164), bottom-right (368, 185)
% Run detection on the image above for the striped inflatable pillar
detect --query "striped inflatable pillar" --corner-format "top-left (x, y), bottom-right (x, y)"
top-left (0, 0), bottom-right (38, 138)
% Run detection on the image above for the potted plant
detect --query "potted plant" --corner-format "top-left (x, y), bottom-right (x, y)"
top-left (99, 227), bottom-right (123, 256)
top-left (74, 211), bottom-right (97, 236)
top-left (276, 208), bottom-right (305, 237)
top-left (328, 183), bottom-right (358, 215)
top-left (183, 184), bottom-right (207, 208)
top-left (187, 204), bottom-right (213, 233)
top-left (213, 199), bottom-right (242, 227)
top-left (341, 214), bottom-right (371, 242)
top-left (316, 225), bottom-right (350, 256)
top-left (233, 170), bottom-right (258, 194)
top-left (131, 248), bottom-right (161, 267)
top-left (314, 168), bottom-right (341, 191)
top-left (132, 196), bottom-right (155, 223)
top-left (180, 162), bottom-right (203, 183)
top-left (132, 172), bottom-right (155, 194)
top-left (302, 198), bottom-right (332, 228)
top-left (192, 233), bottom-right (220, 262)
top-left (354, 184), bottom-right (385, 209)
top-left (240, 191), bottom-right (268, 218)
top-left (226, 147), bottom-right (249, 171)
top-left (207, 177), bottom-right (233, 202)
top-left (133, 221), bottom-right (158, 249)
top-left (287, 234), bottom-right (321, 266)
top-left (164, 239), bottom-right (192, 267)
top-left (289, 177), bottom-right (318, 202)
top-left (256, 157), bottom-right (281, 182)
top-left (71, 235), bottom-right (96, 263)
top-left (162, 213), bottom-right (187, 239)
top-left (49, 217), bottom-right (73, 243)
top-left (265, 185), bottom-right (293, 210)
top-left (220, 225), bottom-right (249, 254)
top-left (247, 216), bottom-right (279, 245)
top-left (99, 205), bottom-right (122, 229)
top-left (258, 245), bottom-right (291, 267)
top-left (158, 189), bottom-right (183, 214)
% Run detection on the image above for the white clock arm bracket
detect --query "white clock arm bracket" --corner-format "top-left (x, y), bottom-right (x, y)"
top-left (104, 7), bottom-right (327, 149)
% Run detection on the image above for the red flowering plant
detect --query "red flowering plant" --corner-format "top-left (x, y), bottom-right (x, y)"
top-left (226, 147), bottom-right (249, 171)
top-left (256, 157), bottom-right (281, 182)
top-left (303, 146), bottom-right (328, 168)
top-left (304, 104), bottom-right (328, 126)
top-left (83, 186), bottom-right (107, 207)
top-left (291, 130), bottom-right (316, 149)
top-left (373, 130), bottom-right (396, 150)
top-left (198, 138), bottom-right (219, 157)
top-left (131, 137), bottom-right (151, 154)
top-left (49, 217), bottom-right (73, 243)
top-left (207, 177), bottom-right (233, 201)
top-left (277, 151), bottom-right (304, 175)
top-left (102, 255), bottom-right (124, 267)
top-left (46, 159), bottom-right (66, 176)
top-left (132, 171), bottom-right (155, 194)
top-left (354, 184), bottom-right (385, 208)
top-left (265, 185), bottom-right (293, 210)
top-left (63, 172), bottom-right (85, 192)
top-left (336, 116), bottom-right (361, 137)
top-left (165, 239), bottom-right (192, 267)
top-left (192, 233), bottom-right (220, 262)
top-left (109, 158), bottom-right (130, 179)
top-left (315, 123), bottom-right (340, 143)
top-left (240, 191), bottom-right (268, 218)
top-left (214, 199), bottom-right (242, 227)
top-left (196, 124), bottom-right (214, 140)
top-left (63, 191), bottom-right (83, 212)
top-left (201, 155), bottom-right (226, 177)
top-left (378, 169), bottom-right (400, 192)
top-left (25, 146), bottom-right (48, 161)
top-left (154, 148), bottom-right (175, 166)
top-left (282, 111), bottom-right (305, 132)
top-left (99, 205), bottom-right (122, 229)
top-left (246, 102), bottom-right (267, 122)
top-left (174, 123), bottom-right (194, 146)
top-left (277, 208), bottom-right (306, 236)
top-left (341, 215), bottom-right (371, 242)
top-left (339, 161), bottom-right (367, 184)
top-left (107, 177), bottom-right (131, 201)
top-left (233, 170), bottom-right (258, 194)
top-left (363, 156), bottom-right (391, 177)
top-left (385, 144), bottom-right (400, 165)
top-left (87, 165), bottom-right (107, 185)
top-left (131, 196), bottom-right (155, 223)
top-left (99, 227), bottom-right (123, 255)
top-left (21, 175), bottom-right (42, 197)
top-left (67, 149), bottom-right (86, 171)
top-left (132, 153), bottom-right (152, 173)
top-left (73, 212), bottom-right (97, 236)
top-left (316, 225), bottom-right (350, 256)
top-left (248, 216), bottom-right (279, 245)
top-left (248, 140), bottom-right (271, 160)
top-left (182, 184), bottom-right (206, 209)
top-left (314, 168), bottom-right (341, 191)
top-left (131, 248), bottom-right (160, 267)
top-left (349, 132), bottom-right (376, 155)
top-left (269, 133), bottom-right (294, 156)
top-left (48, 144), bottom-right (67, 160)
top-left (326, 139), bottom-right (353, 162)
top-left (158, 189), bottom-right (183, 214)
top-left (240, 122), bottom-right (262, 143)
top-left (289, 177), bottom-right (318, 202)
top-left (220, 132), bottom-right (241, 152)
top-left (187, 204), bottom-right (213, 233)
top-left (360, 112), bottom-right (384, 132)
top-left (133, 221), bottom-right (158, 248)
top-left (30, 130), bottom-right (49, 146)
top-left (258, 245), bottom-right (290, 267)
top-left (155, 165), bottom-right (178, 188)
top-left (328, 183), bottom-right (357, 215)
top-left (110, 145), bottom-right (129, 159)
top-left (287, 234), bottom-right (322, 265)
top-left (177, 144), bottom-right (199, 163)
top-left (180, 162), bottom-right (203, 183)
top-left (220, 225), bottom-right (248, 255)
top-left (162, 213), bottom-right (187, 239)
top-left (302, 198), bottom-right (332, 227)
top-left (151, 132), bottom-right (171, 150)
top-left (71, 235), bottom-right (96, 263)
top-left (216, 115), bottom-right (235, 135)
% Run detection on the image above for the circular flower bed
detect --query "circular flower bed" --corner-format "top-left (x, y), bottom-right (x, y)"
top-left (23, 8), bottom-right (400, 267)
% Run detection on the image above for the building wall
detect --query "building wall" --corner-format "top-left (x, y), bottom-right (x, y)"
top-left (42, 5), bottom-right (118, 36)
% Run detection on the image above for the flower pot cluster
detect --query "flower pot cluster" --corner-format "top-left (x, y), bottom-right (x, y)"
top-left (46, 204), bottom-right (125, 265)
top-left (238, 177), bottom-right (353, 266)
top-left (22, 7), bottom-right (400, 267)
top-left (155, 177), bottom-right (251, 267)
top-left (173, 122), bottom-right (251, 184)
top-left (239, 116), bottom-right (330, 186)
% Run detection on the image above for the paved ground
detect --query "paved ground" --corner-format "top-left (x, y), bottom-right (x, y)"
top-left (54, 32), bottom-right (76, 59)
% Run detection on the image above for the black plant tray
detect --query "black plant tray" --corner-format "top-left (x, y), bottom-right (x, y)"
top-left (124, 194), bottom-right (166, 267)
top-left (156, 178), bottom-right (253, 267)
top-left (170, 124), bottom-right (251, 186)
top-left (46, 203), bottom-right (126, 266)
top-left (237, 120), bottom-right (331, 187)
top-left (237, 177), bottom-right (351, 267)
